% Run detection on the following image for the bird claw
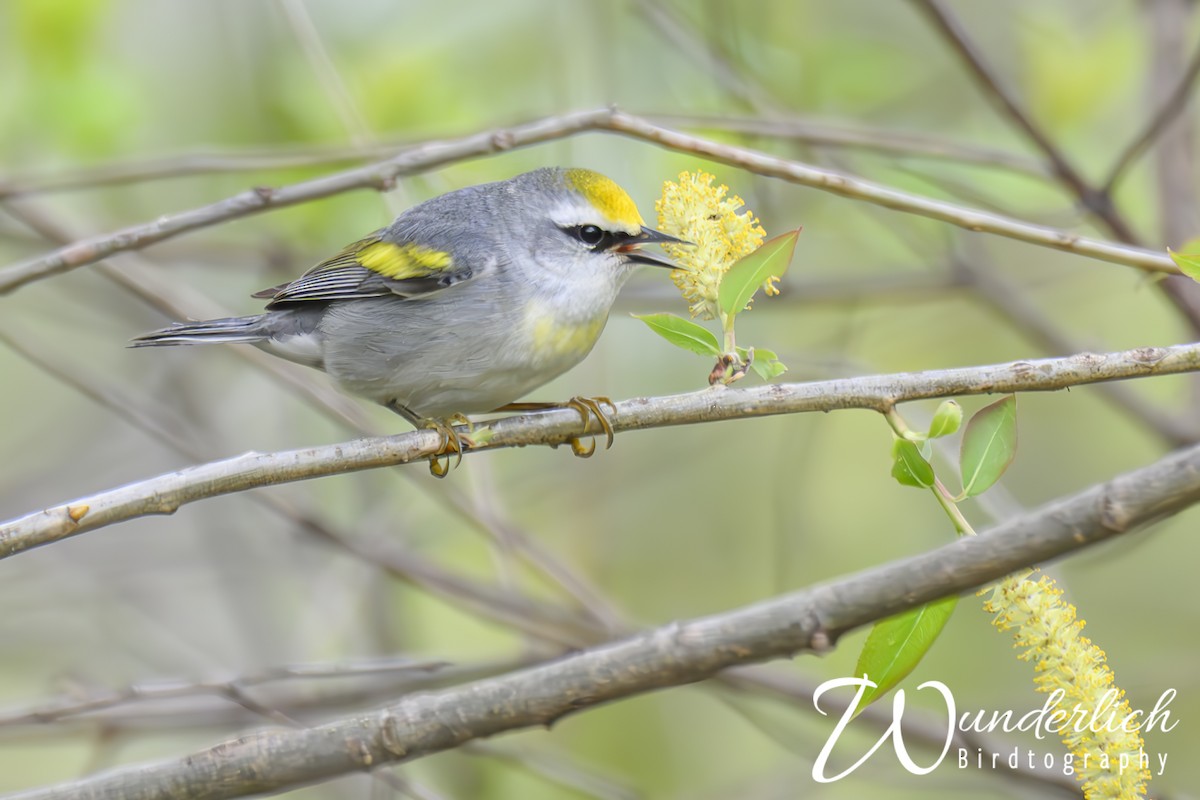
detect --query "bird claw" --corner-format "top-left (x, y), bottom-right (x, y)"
top-left (424, 414), bottom-right (473, 478)
top-left (569, 435), bottom-right (597, 458)
top-left (564, 396), bottom-right (616, 458)
top-left (488, 397), bottom-right (617, 461)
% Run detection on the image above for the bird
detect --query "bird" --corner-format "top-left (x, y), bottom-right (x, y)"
top-left (132, 167), bottom-right (683, 475)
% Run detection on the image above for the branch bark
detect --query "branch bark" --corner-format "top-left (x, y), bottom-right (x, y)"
top-left (3, 342), bottom-right (1199, 559)
top-left (11, 436), bottom-right (1200, 800)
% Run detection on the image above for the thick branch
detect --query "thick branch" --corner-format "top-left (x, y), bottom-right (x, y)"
top-left (0, 109), bottom-right (1177, 296)
top-left (12, 438), bottom-right (1200, 800)
top-left (3, 342), bottom-right (1198, 559)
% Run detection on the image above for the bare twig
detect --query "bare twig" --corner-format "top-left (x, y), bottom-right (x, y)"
top-left (909, 0), bottom-right (1130, 237)
top-left (1102, 4), bottom-right (1200, 197)
top-left (12, 437), bottom-right (1200, 800)
top-left (0, 114), bottom-right (1049, 200)
top-left (0, 658), bottom-right (503, 729)
top-left (649, 113), bottom-right (1051, 176)
top-left (4, 342), bottom-right (1199, 558)
top-left (633, 0), bottom-right (779, 114)
top-left (0, 142), bottom-right (418, 197)
top-left (952, 255), bottom-right (1199, 445)
top-left (0, 108), bottom-right (1179, 297)
top-left (463, 743), bottom-right (638, 800)
top-left (275, 0), bottom-right (374, 149)
top-left (909, 0), bottom-right (1200, 335)
top-left (273, 0), bottom-right (410, 214)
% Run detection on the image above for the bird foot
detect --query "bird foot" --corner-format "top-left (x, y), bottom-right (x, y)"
top-left (423, 414), bottom-right (474, 477)
top-left (385, 400), bottom-right (474, 477)
top-left (563, 396), bottom-right (616, 458)
top-left (492, 397), bottom-right (618, 458)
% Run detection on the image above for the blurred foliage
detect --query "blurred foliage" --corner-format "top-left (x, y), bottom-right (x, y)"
top-left (2, 0), bottom-right (1199, 798)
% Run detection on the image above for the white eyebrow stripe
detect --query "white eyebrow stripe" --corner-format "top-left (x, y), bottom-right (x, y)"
top-left (549, 201), bottom-right (641, 235)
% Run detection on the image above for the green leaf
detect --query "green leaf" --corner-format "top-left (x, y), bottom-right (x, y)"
top-left (1168, 248), bottom-right (1200, 283)
top-left (960, 395), bottom-right (1018, 497)
top-left (633, 313), bottom-right (721, 357)
top-left (851, 595), bottom-right (958, 712)
top-left (751, 358), bottom-right (788, 380)
top-left (891, 438), bottom-right (934, 489)
top-left (718, 229), bottom-right (800, 318)
top-left (927, 400), bottom-right (962, 439)
top-left (741, 347), bottom-right (788, 380)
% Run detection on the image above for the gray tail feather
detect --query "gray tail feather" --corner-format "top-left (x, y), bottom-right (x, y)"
top-left (130, 314), bottom-right (271, 347)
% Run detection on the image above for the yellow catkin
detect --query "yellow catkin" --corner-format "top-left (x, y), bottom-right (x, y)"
top-left (655, 171), bottom-right (765, 319)
top-left (983, 571), bottom-right (1150, 799)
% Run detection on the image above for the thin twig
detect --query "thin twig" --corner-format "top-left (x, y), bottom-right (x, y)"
top-left (650, 113), bottom-right (1051, 176)
top-left (909, 0), bottom-right (1200, 336)
top-left (12, 437), bottom-right (1199, 800)
top-left (951, 253), bottom-right (1199, 445)
top-left (0, 142), bottom-right (419, 197)
top-left (463, 743), bottom-right (639, 800)
top-left (1102, 16), bottom-right (1200, 195)
top-left (275, 0), bottom-right (374, 149)
top-left (909, 0), bottom-right (1131, 238)
top-left (274, 0), bottom-right (410, 214)
top-left (4, 341), bottom-right (1199, 558)
top-left (633, 0), bottom-right (779, 114)
top-left (0, 108), bottom-right (1180, 297)
top-left (0, 114), bottom-right (1050, 199)
top-left (0, 656), bottom-right (531, 732)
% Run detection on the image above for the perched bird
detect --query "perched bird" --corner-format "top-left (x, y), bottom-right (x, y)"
top-left (132, 167), bottom-right (682, 474)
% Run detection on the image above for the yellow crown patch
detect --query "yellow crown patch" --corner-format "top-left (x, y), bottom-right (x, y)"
top-left (564, 169), bottom-right (644, 229)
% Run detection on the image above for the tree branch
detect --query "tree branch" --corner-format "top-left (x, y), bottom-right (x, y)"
top-left (649, 113), bottom-right (1052, 176)
top-left (12, 436), bottom-right (1200, 800)
top-left (909, 0), bottom-right (1200, 336)
top-left (909, 0), bottom-right (1132, 238)
top-left (1102, 3), bottom-right (1200, 197)
top-left (0, 141), bottom-right (422, 197)
top-left (0, 114), bottom-right (1050, 198)
top-left (4, 342), bottom-right (1199, 559)
top-left (953, 253), bottom-right (1200, 445)
top-left (0, 108), bottom-right (1178, 297)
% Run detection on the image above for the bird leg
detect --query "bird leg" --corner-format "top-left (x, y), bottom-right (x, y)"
top-left (385, 401), bottom-right (472, 478)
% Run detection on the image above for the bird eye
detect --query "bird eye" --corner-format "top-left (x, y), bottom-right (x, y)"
top-left (576, 225), bottom-right (605, 246)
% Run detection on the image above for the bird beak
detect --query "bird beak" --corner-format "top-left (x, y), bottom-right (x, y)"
top-left (619, 227), bottom-right (693, 269)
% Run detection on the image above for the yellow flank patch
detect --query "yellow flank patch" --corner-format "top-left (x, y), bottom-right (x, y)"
top-left (564, 168), bottom-right (644, 228)
top-left (528, 305), bottom-right (606, 362)
top-left (357, 241), bottom-right (453, 279)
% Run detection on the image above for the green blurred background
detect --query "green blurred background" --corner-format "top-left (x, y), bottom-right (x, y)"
top-left (1, 1), bottom-right (1196, 797)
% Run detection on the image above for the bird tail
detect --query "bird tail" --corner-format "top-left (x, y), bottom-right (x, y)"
top-left (129, 314), bottom-right (273, 347)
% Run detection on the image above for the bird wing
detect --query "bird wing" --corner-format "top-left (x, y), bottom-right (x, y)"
top-left (253, 231), bottom-right (478, 307)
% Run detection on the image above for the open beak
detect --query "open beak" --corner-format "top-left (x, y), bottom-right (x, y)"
top-left (619, 227), bottom-right (693, 269)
